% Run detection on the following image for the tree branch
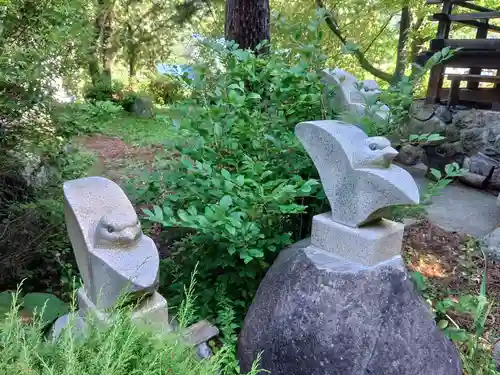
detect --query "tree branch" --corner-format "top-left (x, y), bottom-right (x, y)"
top-left (363, 13), bottom-right (396, 54)
top-left (315, 0), bottom-right (393, 83)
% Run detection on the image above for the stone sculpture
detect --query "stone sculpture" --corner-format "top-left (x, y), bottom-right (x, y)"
top-left (238, 120), bottom-right (462, 375)
top-left (295, 120), bottom-right (419, 228)
top-left (52, 176), bottom-right (219, 358)
top-left (63, 176), bottom-right (163, 317)
top-left (321, 68), bottom-right (390, 122)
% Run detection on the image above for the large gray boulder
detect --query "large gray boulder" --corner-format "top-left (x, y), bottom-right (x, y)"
top-left (238, 241), bottom-right (462, 375)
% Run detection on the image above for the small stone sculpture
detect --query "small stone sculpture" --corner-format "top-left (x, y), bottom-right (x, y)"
top-left (63, 176), bottom-right (160, 312)
top-left (238, 120), bottom-right (462, 375)
top-left (321, 68), bottom-right (390, 121)
top-left (53, 176), bottom-right (220, 357)
top-left (295, 120), bottom-right (419, 227)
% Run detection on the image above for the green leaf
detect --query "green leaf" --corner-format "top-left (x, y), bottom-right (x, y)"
top-left (444, 327), bottom-right (468, 342)
top-left (177, 210), bottom-right (190, 222)
top-left (430, 168), bottom-right (442, 181)
top-left (219, 195), bottom-right (233, 210)
top-left (236, 175), bottom-right (245, 186)
top-left (153, 205), bottom-right (163, 220)
top-left (437, 319), bottom-right (449, 329)
top-left (221, 169), bottom-right (231, 180)
top-left (247, 93), bottom-right (261, 100)
top-left (22, 293), bottom-right (69, 326)
top-left (248, 248), bottom-right (264, 258)
top-left (410, 271), bottom-right (427, 292)
top-left (427, 133), bottom-right (445, 142)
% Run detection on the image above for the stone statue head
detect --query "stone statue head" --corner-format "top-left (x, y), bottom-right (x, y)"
top-left (295, 120), bottom-right (419, 227)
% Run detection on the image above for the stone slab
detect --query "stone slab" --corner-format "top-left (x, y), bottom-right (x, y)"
top-left (311, 213), bottom-right (405, 266)
top-left (404, 164), bottom-right (500, 237)
top-left (78, 288), bottom-right (170, 331)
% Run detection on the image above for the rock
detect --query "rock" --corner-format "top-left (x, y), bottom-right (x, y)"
top-left (132, 96), bottom-right (153, 118)
top-left (460, 128), bottom-right (486, 155)
top-left (238, 241), bottom-right (462, 375)
top-left (494, 340), bottom-right (500, 371)
top-left (481, 228), bottom-right (500, 261)
top-left (421, 142), bottom-right (465, 179)
top-left (466, 152), bottom-right (500, 189)
top-left (196, 342), bottom-right (213, 359)
top-left (458, 171), bottom-right (488, 189)
top-left (397, 144), bottom-right (425, 166)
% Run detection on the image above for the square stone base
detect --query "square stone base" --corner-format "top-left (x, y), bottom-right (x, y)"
top-left (311, 213), bottom-right (404, 266)
top-left (77, 288), bottom-right (171, 332)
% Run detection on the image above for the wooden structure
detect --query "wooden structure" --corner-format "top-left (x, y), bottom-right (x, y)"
top-left (424, 0), bottom-right (500, 110)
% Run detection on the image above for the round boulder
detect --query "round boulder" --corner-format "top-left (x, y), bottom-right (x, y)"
top-left (238, 241), bottom-right (462, 375)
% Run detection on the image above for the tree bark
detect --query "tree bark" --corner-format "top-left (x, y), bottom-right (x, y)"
top-left (394, 5), bottom-right (411, 82)
top-left (225, 0), bottom-right (270, 51)
top-left (101, 3), bottom-right (114, 83)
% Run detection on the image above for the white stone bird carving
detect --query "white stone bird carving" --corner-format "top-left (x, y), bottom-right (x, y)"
top-left (295, 120), bottom-right (419, 227)
top-left (63, 176), bottom-right (159, 309)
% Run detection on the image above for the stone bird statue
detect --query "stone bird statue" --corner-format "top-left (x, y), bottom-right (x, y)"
top-left (295, 120), bottom-right (419, 227)
top-left (63, 176), bottom-right (159, 310)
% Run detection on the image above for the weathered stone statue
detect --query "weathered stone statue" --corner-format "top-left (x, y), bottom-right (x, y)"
top-left (321, 68), bottom-right (390, 122)
top-left (52, 176), bottom-right (219, 358)
top-left (238, 120), bottom-right (462, 375)
top-left (59, 176), bottom-right (169, 327)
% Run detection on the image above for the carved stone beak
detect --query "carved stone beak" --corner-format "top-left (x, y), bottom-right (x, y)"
top-left (383, 147), bottom-right (399, 163)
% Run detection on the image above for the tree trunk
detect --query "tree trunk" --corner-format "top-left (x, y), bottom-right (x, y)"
top-left (128, 45), bottom-right (138, 88)
top-left (101, 3), bottom-right (114, 83)
top-left (394, 5), bottom-right (411, 82)
top-left (225, 0), bottom-right (270, 51)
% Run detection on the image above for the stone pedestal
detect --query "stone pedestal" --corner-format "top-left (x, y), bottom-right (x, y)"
top-left (77, 288), bottom-right (171, 330)
top-left (311, 213), bottom-right (405, 267)
top-left (238, 236), bottom-right (462, 375)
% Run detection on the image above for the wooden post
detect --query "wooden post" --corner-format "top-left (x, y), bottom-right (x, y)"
top-left (468, 20), bottom-right (489, 90)
top-left (425, 0), bottom-right (453, 104)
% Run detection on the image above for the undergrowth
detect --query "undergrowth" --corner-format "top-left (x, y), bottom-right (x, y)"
top-left (0, 271), bottom-right (262, 375)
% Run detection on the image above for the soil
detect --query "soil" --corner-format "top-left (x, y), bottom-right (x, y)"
top-left (403, 219), bottom-right (500, 334)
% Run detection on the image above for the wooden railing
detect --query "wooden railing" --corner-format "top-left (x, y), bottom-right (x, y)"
top-left (424, 0), bottom-right (500, 110)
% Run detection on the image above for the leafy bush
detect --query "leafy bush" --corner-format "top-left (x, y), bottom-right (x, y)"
top-left (83, 79), bottom-right (124, 103)
top-left (139, 25), bottom-right (332, 319)
top-left (143, 74), bottom-right (184, 104)
top-left (53, 101), bottom-right (123, 137)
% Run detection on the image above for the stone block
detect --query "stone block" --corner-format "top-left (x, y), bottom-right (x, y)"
top-left (311, 213), bottom-right (405, 266)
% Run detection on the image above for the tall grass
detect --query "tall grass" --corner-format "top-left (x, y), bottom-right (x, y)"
top-left (0, 270), bottom-right (261, 375)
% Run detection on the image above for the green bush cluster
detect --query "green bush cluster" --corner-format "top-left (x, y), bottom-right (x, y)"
top-left (142, 73), bottom-right (184, 105)
top-left (137, 32), bottom-right (333, 319)
top-left (0, 287), bottom-right (261, 375)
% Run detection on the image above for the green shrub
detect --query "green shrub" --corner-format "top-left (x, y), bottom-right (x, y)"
top-left (83, 79), bottom-right (124, 103)
top-left (139, 22), bottom-right (333, 319)
top-left (53, 101), bottom-right (123, 137)
top-left (0, 291), bottom-right (261, 375)
top-left (143, 74), bottom-right (184, 105)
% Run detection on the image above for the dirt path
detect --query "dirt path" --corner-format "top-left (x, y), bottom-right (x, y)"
top-left (75, 134), bottom-right (163, 184)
